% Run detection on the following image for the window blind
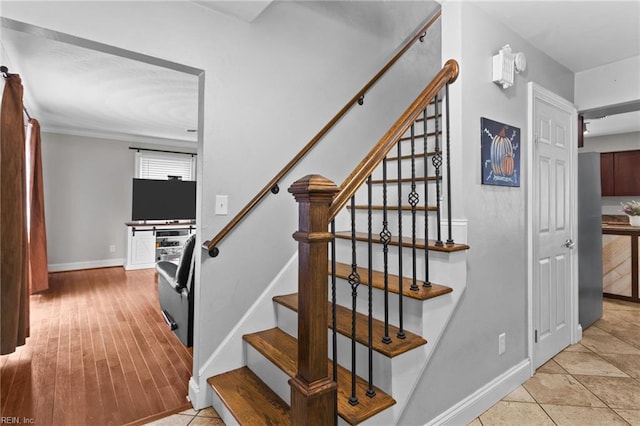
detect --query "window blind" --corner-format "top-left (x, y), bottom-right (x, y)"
top-left (136, 153), bottom-right (195, 180)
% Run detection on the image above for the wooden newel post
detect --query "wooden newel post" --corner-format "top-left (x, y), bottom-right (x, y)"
top-left (288, 175), bottom-right (339, 425)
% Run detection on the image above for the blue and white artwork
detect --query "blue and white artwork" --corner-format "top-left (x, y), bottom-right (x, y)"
top-left (481, 117), bottom-right (520, 187)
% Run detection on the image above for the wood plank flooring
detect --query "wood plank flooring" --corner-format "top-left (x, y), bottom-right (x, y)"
top-left (0, 267), bottom-right (192, 425)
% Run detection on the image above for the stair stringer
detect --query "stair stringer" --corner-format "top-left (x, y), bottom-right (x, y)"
top-left (193, 253), bottom-right (298, 415)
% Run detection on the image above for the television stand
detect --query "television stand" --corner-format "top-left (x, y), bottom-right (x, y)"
top-left (124, 221), bottom-right (195, 270)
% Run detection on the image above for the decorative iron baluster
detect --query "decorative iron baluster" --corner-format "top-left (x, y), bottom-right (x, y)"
top-left (445, 84), bottom-right (454, 245)
top-left (397, 140), bottom-right (406, 340)
top-left (380, 158), bottom-right (392, 345)
top-left (330, 219), bottom-right (338, 425)
top-left (409, 124), bottom-right (419, 292)
top-left (348, 195), bottom-right (360, 406)
top-left (366, 177), bottom-right (375, 397)
top-left (432, 95), bottom-right (444, 247)
top-left (423, 108), bottom-right (432, 288)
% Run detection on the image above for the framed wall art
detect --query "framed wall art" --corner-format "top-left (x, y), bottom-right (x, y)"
top-left (481, 117), bottom-right (521, 187)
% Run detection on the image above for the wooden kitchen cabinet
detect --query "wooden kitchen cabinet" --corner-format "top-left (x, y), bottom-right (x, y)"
top-left (601, 152), bottom-right (615, 196)
top-left (600, 150), bottom-right (640, 196)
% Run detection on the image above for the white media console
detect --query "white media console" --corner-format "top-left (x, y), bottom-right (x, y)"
top-left (124, 222), bottom-right (196, 270)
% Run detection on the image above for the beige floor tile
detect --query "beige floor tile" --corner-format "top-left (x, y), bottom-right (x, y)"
top-left (466, 419), bottom-right (482, 426)
top-left (614, 409), bottom-right (640, 426)
top-left (522, 373), bottom-right (606, 407)
top-left (180, 407), bottom-right (198, 416)
top-left (553, 351), bottom-right (628, 377)
top-left (197, 407), bottom-right (221, 418)
top-left (583, 325), bottom-right (610, 336)
top-left (600, 353), bottom-right (640, 379)
top-left (479, 401), bottom-right (554, 425)
top-left (536, 359), bottom-right (567, 374)
top-left (502, 385), bottom-right (536, 403)
top-left (581, 332), bottom-right (640, 355)
top-left (541, 404), bottom-right (629, 425)
top-left (145, 414), bottom-right (193, 426)
top-left (574, 375), bottom-right (640, 410)
top-left (603, 298), bottom-right (639, 311)
top-left (562, 342), bottom-right (592, 352)
top-left (189, 417), bottom-right (226, 426)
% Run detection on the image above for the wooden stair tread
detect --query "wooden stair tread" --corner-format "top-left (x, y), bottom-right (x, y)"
top-left (330, 262), bottom-right (453, 301)
top-left (273, 293), bottom-right (427, 358)
top-left (207, 367), bottom-right (290, 425)
top-left (371, 176), bottom-right (440, 184)
top-left (243, 328), bottom-right (395, 425)
top-left (347, 205), bottom-right (437, 212)
top-left (335, 231), bottom-right (470, 253)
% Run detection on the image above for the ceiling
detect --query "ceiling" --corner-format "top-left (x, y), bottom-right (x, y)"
top-left (1, 1), bottom-right (639, 145)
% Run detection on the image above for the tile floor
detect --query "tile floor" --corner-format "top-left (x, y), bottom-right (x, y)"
top-left (145, 406), bottom-right (224, 425)
top-left (147, 298), bottom-right (639, 425)
top-left (470, 298), bottom-right (640, 425)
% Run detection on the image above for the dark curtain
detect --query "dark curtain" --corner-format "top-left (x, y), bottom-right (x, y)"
top-left (1, 73), bottom-right (30, 355)
top-left (28, 118), bottom-right (49, 294)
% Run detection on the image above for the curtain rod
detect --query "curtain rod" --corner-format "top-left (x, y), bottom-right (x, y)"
top-left (129, 147), bottom-right (197, 157)
top-left (1, 65), bottom-right (32, 121)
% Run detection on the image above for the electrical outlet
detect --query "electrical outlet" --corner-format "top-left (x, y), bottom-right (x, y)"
top-left (499, 333), bottom-right (506, 355)
top-left (109, 245), bottom-right (116, 253)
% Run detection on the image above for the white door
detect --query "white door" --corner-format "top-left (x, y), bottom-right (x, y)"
top-left (530, 84), bottom-right (577, 369)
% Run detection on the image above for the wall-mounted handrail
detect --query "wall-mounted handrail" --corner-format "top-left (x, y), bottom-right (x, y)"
top-left (203, 10), bottom-right (442, 257)
top-left (328, 59), bottom-right (459, 220)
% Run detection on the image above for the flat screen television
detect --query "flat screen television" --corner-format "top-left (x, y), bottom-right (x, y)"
top-left (132, 178), bottom-right (196, 221)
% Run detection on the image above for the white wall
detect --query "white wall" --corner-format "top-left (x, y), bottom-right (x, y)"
top-left (40, 131), bottom-right (195, 271)
top-left (579, 131), bottom-right (640, 215)
top-left (399, 2), bottom-right (575, 423)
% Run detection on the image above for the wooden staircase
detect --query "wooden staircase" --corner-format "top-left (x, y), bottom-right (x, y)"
top-left (206, 98), bottom-right (468, 424)
top-left (200, 50), bottom-right (462, 423)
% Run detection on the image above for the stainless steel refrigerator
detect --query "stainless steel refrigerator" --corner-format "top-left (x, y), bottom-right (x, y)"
top-left (578, 152), bottom-right (603, 329)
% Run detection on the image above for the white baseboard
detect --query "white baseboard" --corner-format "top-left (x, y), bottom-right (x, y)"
top-left (426, 359), bottom-right (532, 426)
top-left (48, 258), bottom-right (125, 272)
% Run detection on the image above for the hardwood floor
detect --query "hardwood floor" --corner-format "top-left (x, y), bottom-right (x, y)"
top-left (0, 267), bottom-right (192, 425)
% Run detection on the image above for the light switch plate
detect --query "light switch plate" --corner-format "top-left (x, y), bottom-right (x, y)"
top-left (215, 195), bottom-right (228, 215)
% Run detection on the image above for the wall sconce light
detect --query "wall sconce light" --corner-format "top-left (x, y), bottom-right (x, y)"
top-left (492, 44), bottom-right (527, 89)
top-left (583, 122), bottom-right (589, 134)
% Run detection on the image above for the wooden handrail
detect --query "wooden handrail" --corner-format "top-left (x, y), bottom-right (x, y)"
top-left (328, 59), bottom-right (459, 220)
top-left (203, 10), bottom-right (442, 257)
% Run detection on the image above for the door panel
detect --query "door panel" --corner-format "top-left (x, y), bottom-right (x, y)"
top-left (533, 95), bottom-right (574, 369)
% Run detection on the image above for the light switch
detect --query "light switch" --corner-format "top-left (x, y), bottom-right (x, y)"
top-left (216, 195), bottom-right (228, 215)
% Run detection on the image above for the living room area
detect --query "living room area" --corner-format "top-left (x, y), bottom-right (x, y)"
top-left (1, 17), bottom-right (202, 425)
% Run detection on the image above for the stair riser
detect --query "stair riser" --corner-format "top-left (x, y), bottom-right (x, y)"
top-left (210, 392), bottom-right (241, 426)
top-left (345, 208), bottom-right (440, 241)
top-left (274, 303), bottom-right (396, 394)
top-left (333, 240), bottom-right (455, 284)
top-left (245, 345), bottom-right (293, 405)
top-left (354, 182), bottom-right (440, 210)
top-left (333, 281), bottom-right (424, 335)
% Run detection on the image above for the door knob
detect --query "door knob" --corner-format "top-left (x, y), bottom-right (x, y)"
top-left (564, 239), bottom-right (575, 249)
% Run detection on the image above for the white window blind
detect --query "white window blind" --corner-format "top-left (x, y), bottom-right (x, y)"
top-left (135, 152), bottom-right (196, 180)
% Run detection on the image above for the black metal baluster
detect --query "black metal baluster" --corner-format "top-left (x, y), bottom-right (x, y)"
top-left (409, 124), bottom-right (419, 292)
top-left (397, 140), bottom-right (406, 340)
top-left (432, 95), bottom-right (444, 247)
top-left (380, 158), bottom-right (392, 345)
top-left (348, 195), bottom-right (360, 406)
top-left (366, 177), bottom-right (375, 397)
top-left (423, 108), bottom-right (432, 288)
top-left (330, 219), bottom-right (338, 426)
top-left (445, 84), bottom-right (454, 245)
